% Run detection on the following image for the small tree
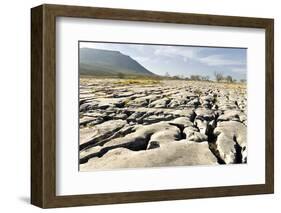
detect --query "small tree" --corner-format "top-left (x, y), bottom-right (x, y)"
top-left (225, 75), bottom-right (233, 83)
top-left (214, 72), bottom-right (224, 82)
top-left (201, 76), bottom-right (210, 81)
top-left (165, 72), bottom-right (170, 78)
top-left (240, 79), bottom-right (246, 83)
top-left (190, 75), bottom-right (201, 81)
top-left (172, 75), bottom-right (181, 80)
top-left (117, 72), bottom-right (125, 79)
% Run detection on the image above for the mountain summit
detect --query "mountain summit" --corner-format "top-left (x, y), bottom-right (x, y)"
top-left (79, 48), bottom-right (155, 77)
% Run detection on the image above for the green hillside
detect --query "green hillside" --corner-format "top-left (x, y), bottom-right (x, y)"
top-left (79, 48), bottom-right (156, 77)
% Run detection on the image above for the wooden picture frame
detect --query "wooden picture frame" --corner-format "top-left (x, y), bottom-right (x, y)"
top-left (31, 4), bottom-right (274, 208)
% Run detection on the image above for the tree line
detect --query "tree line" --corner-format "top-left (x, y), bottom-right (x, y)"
top-left (164, 72), bottom-right (246, 83)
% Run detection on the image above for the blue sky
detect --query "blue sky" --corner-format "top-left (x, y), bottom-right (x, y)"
top-left (80, 42), bottom-right (247, 80)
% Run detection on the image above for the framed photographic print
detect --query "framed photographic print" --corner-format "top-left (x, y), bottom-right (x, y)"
top-left (31, 4), bottom-right (274, 208)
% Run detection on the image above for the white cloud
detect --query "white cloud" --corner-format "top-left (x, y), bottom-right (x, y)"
top-left (199, 54), bottom-right (245, 66)
top-left (231, 67), bottom-right (247, 73)
top-left (152, 47), bottom-right (246, 69)
top-left (132, 56), bottom-right (150, 63)
top-left (153, 46), bottom-right (199, 60)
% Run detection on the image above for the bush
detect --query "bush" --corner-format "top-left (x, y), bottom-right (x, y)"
top-left (225, 75), bottom-right (233, 83)
top-left (190, 75), bottom-right (209, 81)
top-left (117, 72), bottom-right (125, 79)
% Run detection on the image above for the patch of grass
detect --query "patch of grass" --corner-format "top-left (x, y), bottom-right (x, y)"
top-left (115, 79), bottom-right (161, 85)
top-left (123, 99), bottom-right (131, 106)
top-left (221, 82), bottom-right (247, 90)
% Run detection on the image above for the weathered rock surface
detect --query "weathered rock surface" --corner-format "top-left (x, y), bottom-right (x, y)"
top-left (79, 79), bottom-right (247, 170)
top-left (217, 110), bottom-right (246, 123)
top-left (169, 117), bottom-right (193, 128)
top-left (80, 141), bottom-right (218, 171)
top-left (214, 121), bottom-right (247, 163)
top-left (80, 122), bottom-right (181, 162)
top-left (79, 119), bottom-right (127, 149)
top-left (184, 126), bottom-right (208, 142)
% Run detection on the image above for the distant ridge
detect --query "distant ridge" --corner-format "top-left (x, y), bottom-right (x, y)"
top-left (79, 48), bottom-right (156, 77)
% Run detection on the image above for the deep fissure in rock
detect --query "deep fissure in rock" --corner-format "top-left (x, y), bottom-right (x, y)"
top-left (79, 125), bottom-right (126, 151)
top-left (168, 123), bottom-right (186, 140)
top-left (81, 125), bottom-right (136, 151)
top-left (233, 135), bottom-right (243, 163)
top-left (80, 133), bottom-right (153, 164)
top-left (205, 116), bottom-right (226, 164)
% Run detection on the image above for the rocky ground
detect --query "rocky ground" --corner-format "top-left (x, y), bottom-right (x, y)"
top-left (79, 78), bottom-right (247, 171)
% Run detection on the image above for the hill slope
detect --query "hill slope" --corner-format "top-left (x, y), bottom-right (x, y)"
top-left (79, 48), bottom-right (155, 77)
